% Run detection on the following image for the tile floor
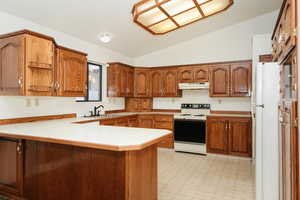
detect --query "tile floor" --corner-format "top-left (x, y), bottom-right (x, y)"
top-left (158, 150), bottom-right (255, 200)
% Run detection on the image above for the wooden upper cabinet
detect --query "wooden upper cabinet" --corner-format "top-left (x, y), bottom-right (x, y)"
top-left (209, 62), bottom-right (252, 97)
top-left (163, 69), bottom-right (179, 97)
top-left (178, 67), bottom-right (194, 83)
top-left (206, 118), bottom-right (228, 154)
top-left (209, 65), bottom-right (230, 97)
top-left (25, 35), bottom-right (55, 96)
top-left (0, 30), bottom-right (88, 97)
top-left (178, 66), bottom-right (208, 83)
top-left (194, 66), bottom-right (208, 82)
top-left (151, 70), bottom-right (164, 97)
top-left (272, 0), bottom-right (296, 63)
top-left (56, 47), bottom-right (87, 97)
top-left (127, 68), bottom-right (134, 97)
top-left (151, 68), bottom-right (181, 97)
top-left (134, 68), bottom-right (151, 97)
top-left (230, 63), bottom-right (251, 97)
top-left (0, 35), bottom-right (25, 95)
top-left (0, 138), bottom-right (24, 197)
top-left (107, 64), bottom-right (120, 97)
top-left (228, 118), bottom-right (252, 157)
top-left (119, 66), bottom-right (134, 97)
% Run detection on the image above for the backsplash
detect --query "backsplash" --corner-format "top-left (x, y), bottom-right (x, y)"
top-left (153, 90), bottom-right (251, 111)
top-left (0, 96), bottom-right (124, 119)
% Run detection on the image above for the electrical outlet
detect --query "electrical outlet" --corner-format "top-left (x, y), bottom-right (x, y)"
top-left (35, 98), bottom-right (39, 107)
top-left (26, 99), bottom-right (31, 107)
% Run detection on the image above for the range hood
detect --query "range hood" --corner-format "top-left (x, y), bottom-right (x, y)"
top-left (178, 82), bottom-right (209, 90)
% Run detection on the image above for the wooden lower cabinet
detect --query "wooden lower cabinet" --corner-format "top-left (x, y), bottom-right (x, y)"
top-left (206, 116), bottom-right (252, 157)
top-left (228, 118), bottom-right (252, 157)
top-left (99, 114), bottom-right (174, 149)
top-left (138, 115), bottom-right (154, 128)
top-left (0, 138), bottom-right (23, 198)
top-left (206, 118), bottom-right (228, 154)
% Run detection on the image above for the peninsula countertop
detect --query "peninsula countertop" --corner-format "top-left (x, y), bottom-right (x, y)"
top-left (0, 118), bottom-right (172, 151)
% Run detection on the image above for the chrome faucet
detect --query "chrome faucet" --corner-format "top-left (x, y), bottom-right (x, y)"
top-left (93, 105), bottom-right (104, 116)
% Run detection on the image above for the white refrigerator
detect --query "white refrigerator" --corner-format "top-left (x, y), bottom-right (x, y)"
top-left (255, 62), bottom-right (280, 200)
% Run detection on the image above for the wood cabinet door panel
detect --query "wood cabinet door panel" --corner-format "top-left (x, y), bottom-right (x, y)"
top-left (128, 117), bottom-right (138, 127)
top-left (158, 135), bottom-right (174, 149)
top-left (134, 69), bottom-right (151, 97)
top-left (100, 120), bottom-right (116, 126)
top-left (228, 118), bottom-right (252, 157)
top-left (230, 63), bottom-right (251, 97)
top-left (154, 121), bottom-right (173, 130)
top-left (0, 138), bottom-right (23, 196)
top-left (163, 70), bottom-right (179, 97)
top-left (127, 68), bottom-right (134, 97)
top-left (119, 67), bottom-right (127, 96)
top-left (107, 65), bottom-right (120, 97)
top-left (209, 65), bottom-right (230, 97)
top-left (178, 67), bottom-right (194, 83)
top-left (0, 35), bottom-right (25, 95)
top-left (25, 35), bottom-right (54, 96)
top-left (140, 98), bottom-right (153, 111)
top-left (194, 66), bottom-right (208, 82)
top-left (280, 0), bottom-right (296, 62)
top-left (151, 70), bottom-right (164, 97)
top-left (138, 115), bottom-right (153, 128)
top-left (206, 118), bottom-right (228, 154)
top-left (57, 49), bottom-right (87, 97)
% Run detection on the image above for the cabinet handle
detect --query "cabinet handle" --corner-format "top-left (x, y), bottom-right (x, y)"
top-left (16, 141), bottom-right (22, 154)
top-left (18, 78), bottom-right (23, 88)
top-left (56, 82), bottom-right (60, 89)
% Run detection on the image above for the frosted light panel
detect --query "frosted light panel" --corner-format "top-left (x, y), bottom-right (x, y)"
top-left (137, 0), bottom-right (156, 12)
top-left (201, 0), bottom-right (229, 16)
top-left (161, 0), bottom-right (195, 16)
top-left (132, 0), bottom-right (233, 34)
top-left (174, 8), bottom-right (202, 26)
top-left (196, 0), bottom-right (210, 4)
top-left (149, 19), bottom-right (177, 33)
top-left (137, 8), bottom-right (167, 26)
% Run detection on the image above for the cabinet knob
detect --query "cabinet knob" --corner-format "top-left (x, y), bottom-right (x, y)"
top-left (18, 78), bottom-right (23, 88)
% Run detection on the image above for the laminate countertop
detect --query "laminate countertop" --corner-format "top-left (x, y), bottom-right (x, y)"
top-left (0, 118), bottom-right (172, 151)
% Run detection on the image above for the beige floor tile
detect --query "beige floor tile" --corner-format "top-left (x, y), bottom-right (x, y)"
top-left (158, 150), bottom-right (255, 200)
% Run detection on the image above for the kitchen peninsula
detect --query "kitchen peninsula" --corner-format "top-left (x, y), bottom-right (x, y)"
top-left (0, 114), bottom-right (171, 200)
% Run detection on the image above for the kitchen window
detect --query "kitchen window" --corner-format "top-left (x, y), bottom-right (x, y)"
top-left (77, 62), bottom-right (102, 102)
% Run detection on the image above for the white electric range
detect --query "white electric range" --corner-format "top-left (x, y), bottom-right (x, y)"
top-left (174, 104), bottom-right (211, 155)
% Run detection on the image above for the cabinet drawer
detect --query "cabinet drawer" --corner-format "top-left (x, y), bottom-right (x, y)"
top-left (100, 120), bottom-right (116, 126)
top-left (116, 119), bottom-right (129, 127)
top-left (128, 117), bottom-right (138, 127)
top-left (154, 121), bottom-right (173, 130)
top-left (153, 115), bottom-right (173, 122)
top-left (158, 135), bottom-right (174, 149)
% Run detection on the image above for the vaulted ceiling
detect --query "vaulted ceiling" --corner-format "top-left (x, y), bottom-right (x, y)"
top-left (0, 0), bottom-right (281, 57)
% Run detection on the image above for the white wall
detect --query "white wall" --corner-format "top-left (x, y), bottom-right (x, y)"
top-left (134, 11), bottom-right (278, 67)
top-left (0, 11), bottom-right (133, 119)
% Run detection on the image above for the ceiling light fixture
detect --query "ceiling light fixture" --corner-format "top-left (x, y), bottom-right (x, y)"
top-left (98, 33), bottom-right (112, 43)
top-left (132, 0), bottom-right (233, 35)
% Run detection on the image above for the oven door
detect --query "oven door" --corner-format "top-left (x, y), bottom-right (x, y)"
top-left (174, 119), bottom-right (206, 144)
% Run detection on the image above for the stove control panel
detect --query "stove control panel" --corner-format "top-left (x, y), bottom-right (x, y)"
top-left (181, 104), bottom-right (211, 109)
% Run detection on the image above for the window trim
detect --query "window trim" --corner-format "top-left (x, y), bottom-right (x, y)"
top-left (77, 61), bottom-right (103, 102)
